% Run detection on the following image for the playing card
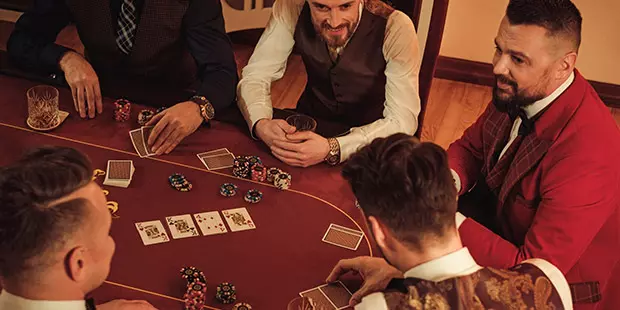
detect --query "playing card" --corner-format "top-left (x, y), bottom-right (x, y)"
top-left (322, 224), bottom-right (364, 251)
top-left (198, 153), bottom-right (235, 170)
top-left (129, 129), bottom-right (149, 158)
top-left (107, 160), bottom-right (133, 180)
top-left (299, 287), bottom-right (336, 310)
top-left (194, 211), bottom-right (228, 236)
top-left (165, 214), bottom-right (200, 239)
top-left (141, 126), bottom-right (156, 155)
top-left (299, 282), bottom-right (352, 310)
top-left (222, 207), bottom-right (256, 232)
top-left (320, 282), bottom-right (353, 309)
top-left (197, 148), bottom-right (231, 157)
top-left (135, 220), bottom-right (170, 246)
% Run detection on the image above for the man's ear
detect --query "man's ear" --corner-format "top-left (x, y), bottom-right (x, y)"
top-left (557, 51), bottom-right (577, 80)
top-left (368, 216), bottom-right (394, 250)
top-left (65, 246), bottom-right (87, 283)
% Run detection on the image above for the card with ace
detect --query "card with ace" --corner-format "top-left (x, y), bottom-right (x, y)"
top-left (165, 214), bottom-right (199, 239)
top-left (221, 207), bottom-right (256, 232)
top-left (135, 220), bottom-right (169, 246)
top-left (194, 211), bottom-right (228, 236)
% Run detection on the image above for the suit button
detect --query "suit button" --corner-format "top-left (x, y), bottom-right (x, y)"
top-left (334, 82), bottom-right (340, 87)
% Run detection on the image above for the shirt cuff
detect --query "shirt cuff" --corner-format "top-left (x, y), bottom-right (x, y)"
top-left (243, 106), bottom-right (273, 139)
top-left (450, 169), bottom-right (462, 193)
top-left (455, 212), bottom-right (467, 229)
top-left (42, 44), bottom-right (72, 72)
top-left (335, 130), bottom-right (365, 162)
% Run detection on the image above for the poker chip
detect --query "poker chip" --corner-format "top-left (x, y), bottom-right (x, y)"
top-left (274, 171), bottom-right (292, 190)
top-left (215, 282), bottom-right (236, 304)
top-left (244, 189), bottom-right (263, 204)
top-left (233, 156), bottom-right (251, 179)
top-left (183, 280), bottom-right (207, 310)
top-left (266, 167), bottom-right (282, 183)
top-left (137, 109), bottom-right (154, 126)
top-left (250, 164), bottom-right (267, 182)
top-left (180, 266), bottom-right (206, 284)
top-left (113, 99), bottom-right (131, 122)
top-left (247, 156), bottom-right (262, 169)
top-left (169, 173), bottom-right (192, 192)
top-left (220, 183), bottom-right (238, 197)
top-left (232, 303), bottom-right (252, 310)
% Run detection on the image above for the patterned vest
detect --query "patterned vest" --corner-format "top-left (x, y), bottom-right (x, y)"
top-left (293, 0), bottom-right (394, 127)
top-left (384, 263), bottom-right (565, 309)
top-left (64, 0), bottom-right (198, 103)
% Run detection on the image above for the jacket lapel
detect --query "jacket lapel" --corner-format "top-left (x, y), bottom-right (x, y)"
top-left (482, 107), bottom-right (513, 175)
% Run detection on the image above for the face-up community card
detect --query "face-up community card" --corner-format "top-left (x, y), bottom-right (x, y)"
top-left (194, 211), bottom-right (228, 236)
top-left (135, 220), bottom-right (170, 246)
top-left (322, 224), bottom-right (364, 251)
top-left (299, 281), bottom-right (352, 310)
top-left (166, 214), bottom-right (200, 239)
top-left (140, 126), bottom-right (156, 156)
top-left (129, 128), bottom-right (149, 158)
top-left (197, 152), bottom-right (235, 170)
top-left (222, 207), bottom-right (256, 232)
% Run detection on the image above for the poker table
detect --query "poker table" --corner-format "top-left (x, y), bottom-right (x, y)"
top-left (0, 73), bottom-right (375, 309)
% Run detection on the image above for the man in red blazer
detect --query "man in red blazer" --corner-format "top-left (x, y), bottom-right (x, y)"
top-left (448, 0), bottom-right (620, 309)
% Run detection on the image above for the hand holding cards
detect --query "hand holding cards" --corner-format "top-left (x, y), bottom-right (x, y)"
top-left (103, 160), bottom-right (135, 188)
top-left (299, 281), bottom-right (353, 310)
top-left (129, 126), bottom-right (156, 157)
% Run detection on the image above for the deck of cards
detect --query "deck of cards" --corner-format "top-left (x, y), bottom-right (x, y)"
top-left (129, 126), bottom-right (156, 158)
top-left (103, 160), bottom-right (135, 188)
top-left (322, 224), bottom-right (364, 251)
top-left (197, 148), bottom-right (235, 170)
top-left (299, 281), bottom-right (353, 310)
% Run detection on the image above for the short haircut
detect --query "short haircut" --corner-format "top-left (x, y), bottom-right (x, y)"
top-left (506, 0), bottom-right (582, 51)
top-left (0, 146), bottom-right (93, 280)
top-left (342, 134), bottom-right (457, 250)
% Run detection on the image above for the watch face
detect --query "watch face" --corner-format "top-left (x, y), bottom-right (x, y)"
top-left (327, 154), bottom-right (339, 165)
top-left (203, 103), bottom-right (215, 120)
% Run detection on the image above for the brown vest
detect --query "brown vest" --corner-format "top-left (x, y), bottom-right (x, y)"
top-left (384, 263), bottom-right (565, 309)
top-left (293, 0), bottom-right (394, 127)
top-left (64, 0), bottom-right (198, 104)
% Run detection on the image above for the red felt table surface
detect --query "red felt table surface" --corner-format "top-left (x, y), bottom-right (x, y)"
top-left (0, 75), bottom-right (376, 309)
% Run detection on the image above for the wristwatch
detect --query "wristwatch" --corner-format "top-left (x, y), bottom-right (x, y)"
top-left (324, 138), bottom-right (341, 166)
top-left (190, 95), bottom-right (215, 123)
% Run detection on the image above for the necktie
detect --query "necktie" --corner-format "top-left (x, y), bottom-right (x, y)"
top-left (116, 0), bottom-right (137, 55)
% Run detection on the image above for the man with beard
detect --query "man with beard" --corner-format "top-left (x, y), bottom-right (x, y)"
top-left (326, 134), bottom-right (572, 308)
top-left (237, 0), bottom-right (421, 167)
top-left (447, 0), bottom-right (620, 308)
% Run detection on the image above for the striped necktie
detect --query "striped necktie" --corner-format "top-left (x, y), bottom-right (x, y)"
top-left (116, 0), bottom-right (137, 55)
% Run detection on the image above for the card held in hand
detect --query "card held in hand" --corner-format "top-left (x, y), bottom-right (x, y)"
top-left (299, 281), bottom-right (352, 310)
top-left (140, 126), bottom-right (156, 155)
top-left (129, 129), bottom-right (149, 158)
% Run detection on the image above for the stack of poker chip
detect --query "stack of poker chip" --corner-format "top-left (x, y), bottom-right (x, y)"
top-left (215, 282), bottom-right (237, 304)
top-left (232, 302), bottom-right (252, 310)
top-left (244, 189), bottom-right (263, 204)
top-left (232, 156), bottom-right (251, 179)
top-left (180, 266), bottom-right (206, 284)
top-left (250, 164), bottom-right (267, 182)
top-left (180, 267), bottom-right (207, 310)
top-left (113, 99), bottom-right (131, 122)
top-left (137, 109), bottom-right (154, 126)
top-left (266, 167), bottom-right (282, 183)
top-left (220, 183), bottom-right (238, 197)
top-left (274, 172), bottom-right (292, 190)
top-left (169, 173), bottom-right (192, 192)
top-left (247, 156), bottom-right (262, 170)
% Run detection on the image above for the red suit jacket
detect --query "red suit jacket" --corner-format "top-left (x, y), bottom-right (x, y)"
top-left (448, 70), bottom-right (620, 309)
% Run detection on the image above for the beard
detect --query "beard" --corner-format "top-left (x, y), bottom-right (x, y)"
top-left (314, 19), bottom-right (357, 48)
top-left (493, 74), bottom-right (546, 113)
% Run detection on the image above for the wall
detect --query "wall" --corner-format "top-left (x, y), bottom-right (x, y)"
top-left (439, 0), bottom-right (620, 85)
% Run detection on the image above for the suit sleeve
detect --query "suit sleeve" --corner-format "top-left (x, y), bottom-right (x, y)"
top-left (459, 148), bottom-right (620, 274)
top-left (447, 103), bottom-right (492, 195)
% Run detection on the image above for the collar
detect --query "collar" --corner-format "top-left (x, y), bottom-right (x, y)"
top-left (523, 72), bottom-right (575, 119)
top-left (0, 290), bottom-right (87, 310)
top-left (403, 248), bottom-right (482, 282)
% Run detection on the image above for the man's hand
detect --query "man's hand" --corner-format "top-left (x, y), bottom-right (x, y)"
top-left (326, 256), bottom-right (402, 306)
top-left (97, 299), bottom-right (158, 310)
top-left (59, 51), bottom-right (102, 119)
top-left (271, 131), bottom-right (329, 167)
top-left (145, 101), bottom-right (203, 155)
top-left (254, 119), bottom-right (296, 147)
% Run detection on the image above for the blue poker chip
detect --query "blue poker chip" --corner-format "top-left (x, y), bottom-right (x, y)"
top-left (244, 189), bottom-right (263, 204)
top-left (220, 183), bottom-right (238, 197)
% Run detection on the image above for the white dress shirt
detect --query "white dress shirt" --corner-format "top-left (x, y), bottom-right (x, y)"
top-left (451, 72), bottom-right (576, 193)
top-left (354, 247), bottom-right (573, 310)
top-left (237, 0), bottom-right (421, 161)
top-left (0, 290), bottom-right (86, 310)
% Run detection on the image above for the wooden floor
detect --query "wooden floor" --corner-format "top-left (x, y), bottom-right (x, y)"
top-left (1, 16), bottom-right (619, 149)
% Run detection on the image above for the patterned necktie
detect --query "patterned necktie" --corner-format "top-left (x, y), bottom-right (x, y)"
top-left (116, 0), bottom-right (137, 55)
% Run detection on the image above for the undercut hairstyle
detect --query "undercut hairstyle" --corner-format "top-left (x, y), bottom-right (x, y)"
top-left (507, 0), bottom-right (582, 51)
top-left (0, 146), bottom-right (93, 280)
top-left (342, 134), bottom-right (457, 251)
